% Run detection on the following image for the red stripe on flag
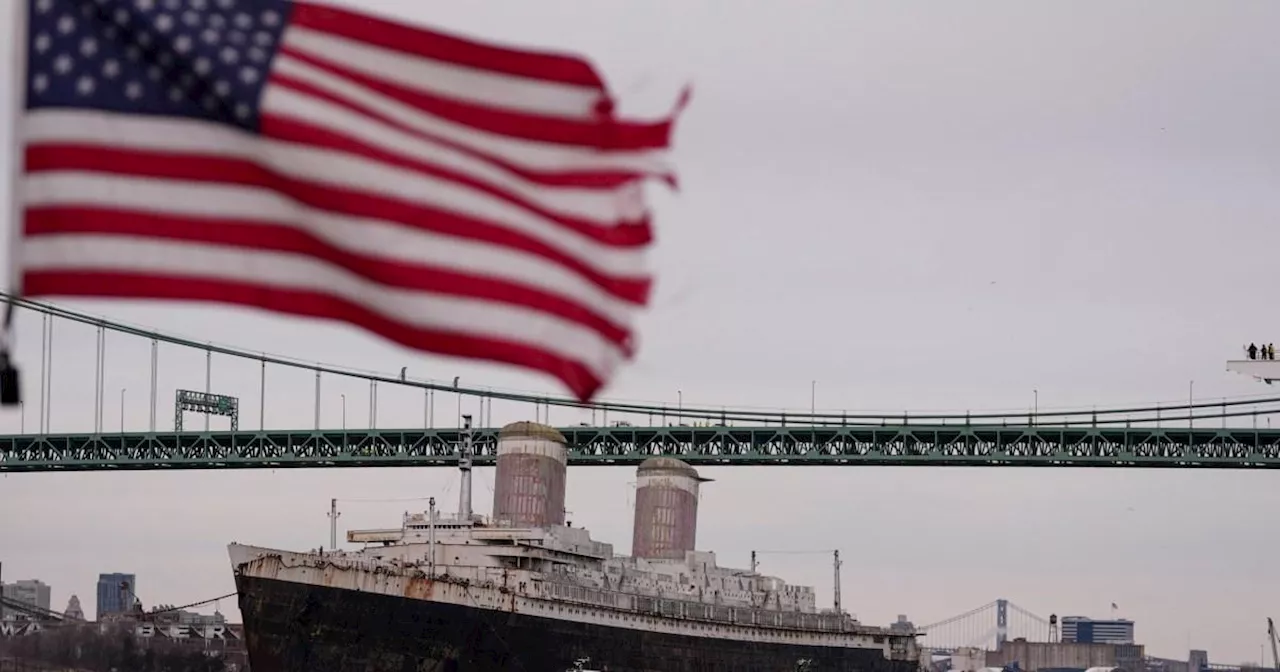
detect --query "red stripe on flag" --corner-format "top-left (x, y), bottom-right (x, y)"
top-left (22, 270), bottom-right (606, 401)
top-left (290, 1), bottom-right (605, 88)
top-left (24, 144), bottom-right (653, 305)
top-left (278, 46), bottom-right (677, 151)
top-left (268, 71), bottom-right (672, 189)
top-left (25, 208), bottom-right (636, 351)
top-left (259, 114), bottom-right (654, 244)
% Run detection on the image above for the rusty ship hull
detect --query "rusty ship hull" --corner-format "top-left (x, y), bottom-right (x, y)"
top-left (235, 572), bottom-right (921, 672)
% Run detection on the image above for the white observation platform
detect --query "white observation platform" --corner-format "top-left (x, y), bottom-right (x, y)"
top-left (1226, 359), bottom-right (1280, 384)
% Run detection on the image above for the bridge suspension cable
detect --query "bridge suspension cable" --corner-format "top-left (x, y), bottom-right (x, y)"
top-left (7, 293), bottom-right (1280, 426)
top-left (0, 590), bottom-right (238, 625)
top-left (919, 601), bottom-right (998, 631)
top-left (1006, 600), bottom-right (1051, 626)
top-left (338, 497), bottom-right (436, 503)
top-left (740, 549), bottom-right (836, 555)
top-left (145, 592), bottom-right (239, 617)
top-left (0, 594), bottom-right (76, 622)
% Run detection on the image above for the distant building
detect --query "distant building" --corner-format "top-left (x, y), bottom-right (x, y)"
top-left (950, 646), bottom-right (987, 672)
top-left (986, 639), bottom-right (1145, 672)
top-left (63, 595), bottom-right (84, 620)
top-left (1061, 616), bottom-right (1134, 645)
top-left (96, 573), bottom-right (137, 619)
top-left (1187, 649), bottom-right (1209, 672)
top-left (1137, 648), bottom-right (1242, 672)
top-left (890, 614), bottom-right (917, 634)
top-left (177, 609), bottom-right (227, 627)
top-left (1, 579), bottom-right (52, 620)
top-left (147, 604), bottom-right (227, 627)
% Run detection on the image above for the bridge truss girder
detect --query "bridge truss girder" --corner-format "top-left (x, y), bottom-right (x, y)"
top-left (3, 424), bottom-right (1280, 472)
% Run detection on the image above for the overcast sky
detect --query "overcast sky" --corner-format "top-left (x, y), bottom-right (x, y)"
top-left (2, 0), bottom-right (1280, 665)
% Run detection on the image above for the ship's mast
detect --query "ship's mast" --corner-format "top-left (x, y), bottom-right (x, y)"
top-left (428, 496), bottom-right (436, 577)
top-left (327, 498), bottom-right (340, 551)
top-left (458, 414), bottom-right (473, 520)
top-left (833, 550), bottom-right (842, 614)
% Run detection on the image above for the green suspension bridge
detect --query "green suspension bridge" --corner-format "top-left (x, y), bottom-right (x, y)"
top-left (3, 295), bottom-right (1280, 473)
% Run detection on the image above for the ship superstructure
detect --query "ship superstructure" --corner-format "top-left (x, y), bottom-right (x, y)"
top-left (229, 418), bottom-right (924, 671)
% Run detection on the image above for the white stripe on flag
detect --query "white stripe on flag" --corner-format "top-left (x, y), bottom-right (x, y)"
top-left (270, 53), bottom-right (674, 177)
top-left (22, 110), bottom-right (650, 282)
top-left (262, 85), bottom-right (646, 223)
top-left (21, 235), bottom-right (626, 381)
top-left (22, 170), bottom-right (641, 329)
top-left (283, 25), bottom-right (604, 118)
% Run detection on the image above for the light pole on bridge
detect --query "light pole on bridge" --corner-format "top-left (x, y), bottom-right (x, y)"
top-left (119, 388), bottom-right (126, 433)
top-left (204, 349), bottom-right (211, 431)
top-left (340, 394), bottom-right (346, 430)
top-left (454, 376), bottom-right (461, 428)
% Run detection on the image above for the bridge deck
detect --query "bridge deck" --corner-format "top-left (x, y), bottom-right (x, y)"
top-left (2, 424), bottom-right (1280, 472)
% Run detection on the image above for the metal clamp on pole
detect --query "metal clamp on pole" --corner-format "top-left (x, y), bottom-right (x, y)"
top-left (0, 300), bottom-right (21, 406)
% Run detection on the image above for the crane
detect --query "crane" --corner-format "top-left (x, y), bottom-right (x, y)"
top-left (1267, 617), bottom-right (1279, 671)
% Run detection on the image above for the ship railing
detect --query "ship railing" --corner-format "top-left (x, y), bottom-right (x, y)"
top-left (296, 549), bottom-right (534, 581)
top-left (290, 553), bottom-right (435, 579)
top-left (541, 579), bottom-right (855, 634)
top-left (305, 556), bottom-right (860, 637)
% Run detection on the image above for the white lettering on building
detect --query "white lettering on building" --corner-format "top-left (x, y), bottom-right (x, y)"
top-left (0, 620), bottom-right (234, 639)
top-left (0, 622), bottom-right (42, 637)
top-left (135, 624), bottom-right (238, 640)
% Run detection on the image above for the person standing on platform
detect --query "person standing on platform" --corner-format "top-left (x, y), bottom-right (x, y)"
top-left (1248, 343), bottom-right (1259, 360)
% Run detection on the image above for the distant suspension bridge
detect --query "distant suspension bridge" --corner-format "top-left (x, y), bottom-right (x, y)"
top-left (916, 600), bottom-right (1267, 672)
top-left (917, 599), bottom-right (1053, 654)
top-left (6, 295), bottom-right (1280, 471)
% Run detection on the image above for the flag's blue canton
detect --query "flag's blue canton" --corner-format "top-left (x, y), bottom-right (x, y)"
top-left (26, 0), bottom-right (292, 132)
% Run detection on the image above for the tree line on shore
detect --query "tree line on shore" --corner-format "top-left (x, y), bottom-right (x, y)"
top-left (0, 625), bottom-right (231, 672)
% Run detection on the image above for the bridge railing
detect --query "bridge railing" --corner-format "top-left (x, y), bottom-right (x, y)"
top-left (5, 423), bottom-right (1280, 471)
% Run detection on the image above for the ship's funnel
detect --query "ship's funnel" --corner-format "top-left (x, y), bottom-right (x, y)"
top-left (491, 421), bottom-right (568, 528)
top-left (631, 457), bottom-right (710, 560)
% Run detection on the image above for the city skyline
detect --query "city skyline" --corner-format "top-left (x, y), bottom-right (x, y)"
top-left (1, 572), bottom-right (227, 624)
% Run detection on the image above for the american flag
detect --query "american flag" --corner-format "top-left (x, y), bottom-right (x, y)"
top-left (15, 0), bottom-right (685, 402)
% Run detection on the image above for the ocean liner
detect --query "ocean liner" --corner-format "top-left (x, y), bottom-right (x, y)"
top-left (228, 418), bottom-right (925, 671)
